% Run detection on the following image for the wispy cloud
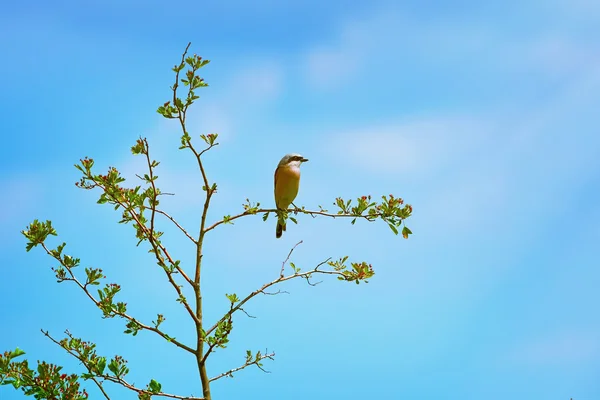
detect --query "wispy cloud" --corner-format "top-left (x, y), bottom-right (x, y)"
top-left (326, 117), bottom-right (491, 178)
top-left (187, 60), bottom-right (284, 142)
top-left (302, 5), bottom-right (599, 89)
top-left (305, 46), bottom-right (359, 89)
top-left (524, 36), bottom-right (600, 78)
top-left (226, 61), bottom-right (284, 103)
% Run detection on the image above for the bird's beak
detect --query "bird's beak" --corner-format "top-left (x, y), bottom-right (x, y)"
top-left (301, 157), bottom-right (309, 162)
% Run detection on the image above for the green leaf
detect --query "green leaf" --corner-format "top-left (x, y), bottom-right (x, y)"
top-left (108, 360), bottom-right (118, 375)
top-left (388, 223), bottom-right (399, 235)
top-left (225, 293), bottom-right (239, 303)
top-left (10, 348), bottom-right (26, 359)
top-left (97, 357), bottom-right (107, 375)
top-left (402, 226), bottom-right (412, 239)
top-left (149, 379), bottom-right (162, 393)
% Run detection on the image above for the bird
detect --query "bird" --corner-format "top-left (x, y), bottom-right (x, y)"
top-left (274, 153), bottom-right (309, 238)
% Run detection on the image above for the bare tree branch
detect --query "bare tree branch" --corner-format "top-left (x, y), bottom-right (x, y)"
top-left (205, 253), bottom-right (337, 337)
top-left (281, 240), bottom-right (302, 277)
top-left (155, 209), bottom-right (197, 243)
top-left (238, 307), bottom-right (256, 319)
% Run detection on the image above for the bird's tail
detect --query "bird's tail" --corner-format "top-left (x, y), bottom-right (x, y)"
top-left (275, 222), bottom-right (286, 238)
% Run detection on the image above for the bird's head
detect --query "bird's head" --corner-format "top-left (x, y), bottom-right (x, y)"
top-left (278, 153), bottom-right (309, 168)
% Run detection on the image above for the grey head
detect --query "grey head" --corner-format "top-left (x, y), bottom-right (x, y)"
top-left (278, 153), bottom-right (309, 168)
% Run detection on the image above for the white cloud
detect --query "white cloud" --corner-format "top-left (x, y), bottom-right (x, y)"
top-left (305, 47), bottom-right (358, 89)
top-left (186, 60), bottom-right (284, 142)
top-left (302, 6), bottom-right (599, 88)
top-left (302, 11), bottom-right (394, 89)
top-left (226, 62), bottom-right (283, 103)
top-left (321, 116), bottom-right (510, 236)
top-left (320, 58), bottom-right (600, 239)
top-left (524, 36), bottom-right (600, 78)
top-left (328, 117), bottom-right (491, 178)
top-left (547, 0), bottom-right (600, 20)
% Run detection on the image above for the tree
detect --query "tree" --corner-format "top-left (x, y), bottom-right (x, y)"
top-left (0, 43), bottom-right (413, 400)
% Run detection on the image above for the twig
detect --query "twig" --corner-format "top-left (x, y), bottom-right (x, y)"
top-left (203, 207), bottom-right (381, 234)
top-left (238, 307), bottom-right (256, 319)
top-left (172, 42), bottom-right (191, 123)
top-left (200, 312), bottom-right (232, 365)
top-left (139, 139), bottom-right (195, 288)
top-left (262, 289), bottom-right (289, 295)
top-left (41, 330), bottom-right (110, 399)
top-left (41, 244), bottom-right (195, 354)
top-left (204, 257), bottom-right (335, 337)
top-left (303, 275), bottom-right (322, 286)
top-left (42, 330), bottom-right (204, 400)
top-left (209, 351), bottom-right (275, 382)
top-left (155, 209), bottom-right (197, 243)
top-left (143, 138), bottom-right (159, 243)
top-left (86, 179), bottom-right (198, 325)
top-left (281, 240), bottom-right (302, 277)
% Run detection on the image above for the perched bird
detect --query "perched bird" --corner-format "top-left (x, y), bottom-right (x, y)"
top-left (274, 153), bottom-right (309, 238)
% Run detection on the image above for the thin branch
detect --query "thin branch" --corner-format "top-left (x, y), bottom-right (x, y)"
top-left (205, 257), bottom-right (336, 337)
top-left (89, 179), bottom-right (198, 324)
top-left (155, 209), bottom-right (197, 244)
top-left (143, 138), bottom-right (158, 242)
top-left (40, 330), bottom-right (110, 400)
top-left (172, 42), bottom-right (191, 123)
top-left (200, 312), bottom-right (232, 365)
top-left (261, 289), bottom-right (289, 295)
top-left (170, 42), bottom-right (215, 400)
top-left (238, 307), bottom-right (256, 319)
top-left (281, 240), bottom-right (302, 277)
top-left (43, 330), bottom-right (204, 400)
top-left (90, 375), bottom-right (111, 399)
top-left (41, 244), bottom-right (195, 354)
top-left (139, 138), bottom-right (195, 287)
top-left (203, 207), bottom-right (381, 234)
top-left (303, 275), bottom-right (322, 286)
top-left (209, 351), bottom-right (275, 382)
top-left (198, 143), bottom-right (218, 158)
top-left (188, 138), bottom-right (211, 194)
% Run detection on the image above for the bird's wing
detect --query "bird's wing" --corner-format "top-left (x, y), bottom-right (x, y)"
top-left (274, 165), bottom-right (280, 208)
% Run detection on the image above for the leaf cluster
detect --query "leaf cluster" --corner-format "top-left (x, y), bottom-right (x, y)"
top-left (0, 348), bottom-right (88, 399)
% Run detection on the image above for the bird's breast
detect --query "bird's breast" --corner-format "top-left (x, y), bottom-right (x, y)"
top-left (279, 165), bottom-right (301, 179)
top-left (275, 165), bottom-right (301, 209)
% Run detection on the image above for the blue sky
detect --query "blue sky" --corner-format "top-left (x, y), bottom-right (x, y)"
top-left (1, 1), bottom-right (599, 399)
